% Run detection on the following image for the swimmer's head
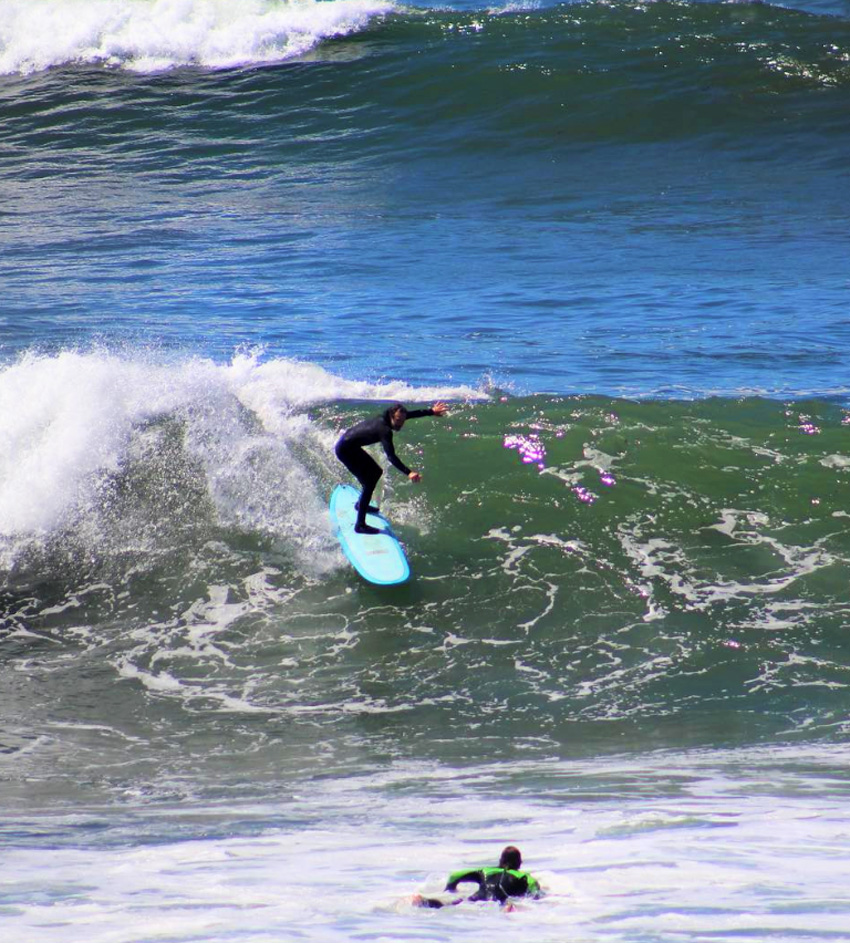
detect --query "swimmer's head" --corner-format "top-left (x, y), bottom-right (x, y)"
top-left (499, 846), bottom-right (522, 870)
top-left (386, 403), bottom-right (408, 430)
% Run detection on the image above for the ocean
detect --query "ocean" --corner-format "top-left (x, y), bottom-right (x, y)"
top-left (2, 0), bottom-right (850, 940)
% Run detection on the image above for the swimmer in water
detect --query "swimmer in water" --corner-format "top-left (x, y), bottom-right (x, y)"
top-left (411, 845), bottom-right (542, 910)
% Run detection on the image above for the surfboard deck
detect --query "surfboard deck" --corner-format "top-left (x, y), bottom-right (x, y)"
top-left (329, 484), bottom-right (410, 585)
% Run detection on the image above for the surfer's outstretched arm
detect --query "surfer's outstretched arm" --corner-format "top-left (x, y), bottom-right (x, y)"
top-left (405, 401), bottom-right (449, 420)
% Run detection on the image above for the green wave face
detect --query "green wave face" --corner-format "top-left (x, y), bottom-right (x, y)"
top-left (5, 394), bottom-right (850, 800)
top-left (356, 2), bottom-right (850, 147)
top-left (325, 395), bottom-right (850, 759)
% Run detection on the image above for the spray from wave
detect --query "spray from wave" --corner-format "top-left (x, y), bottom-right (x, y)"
top-left (0, 348), bottom-right (482, 581)
top-left (0, 0), bottom-right (397, 75)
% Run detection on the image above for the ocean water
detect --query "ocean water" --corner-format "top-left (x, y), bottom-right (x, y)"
top-left (2, 1), bottom-right (850, 941)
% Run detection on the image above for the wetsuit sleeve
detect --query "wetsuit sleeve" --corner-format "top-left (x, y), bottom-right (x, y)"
top-left (526, 874), bottom-right (542, 898)
top-left (445, 869), bottom-right (484, 893)
top-left (404, 408), bottom-right (435, 420)
top-left (379, 428), bottom-right (412, 476)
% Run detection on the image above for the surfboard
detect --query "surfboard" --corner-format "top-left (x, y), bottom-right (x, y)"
top-left (329, 484), bottom-right (410, 585)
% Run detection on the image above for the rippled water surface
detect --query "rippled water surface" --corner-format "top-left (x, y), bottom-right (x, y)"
top-left (3, 1), bottom-right (850, 940)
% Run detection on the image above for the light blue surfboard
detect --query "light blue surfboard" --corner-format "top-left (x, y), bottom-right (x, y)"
top-left (330, 484), bottom-right (410, 586)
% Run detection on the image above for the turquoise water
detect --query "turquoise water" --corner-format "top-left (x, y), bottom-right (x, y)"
top-left (2, 1), bottom-right (850, 941)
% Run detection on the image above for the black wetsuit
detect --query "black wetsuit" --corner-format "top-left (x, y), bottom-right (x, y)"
top-left (335, 407), bottom-right (434, 528)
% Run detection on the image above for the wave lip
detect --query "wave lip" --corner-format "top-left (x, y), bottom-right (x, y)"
top-left (0, 0), bottom-right (397, 75)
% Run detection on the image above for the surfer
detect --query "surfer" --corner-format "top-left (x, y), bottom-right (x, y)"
top-left (335, 401), bottom-right (448, 534)
top-left (411, 845), bottom-right (542, 910)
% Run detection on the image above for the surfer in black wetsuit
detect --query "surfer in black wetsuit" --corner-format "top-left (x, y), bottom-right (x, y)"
top-left (335, 401), bottom-right (448, 534)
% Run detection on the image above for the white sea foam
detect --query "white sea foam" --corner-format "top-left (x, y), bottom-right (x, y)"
top-left (5, 749), bottom-right (850, 943)
top-left (0, 0), bottom-right (397, 75)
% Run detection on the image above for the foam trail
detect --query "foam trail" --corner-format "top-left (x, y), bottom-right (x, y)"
top-left (0, 0), bottom-right (397, 75)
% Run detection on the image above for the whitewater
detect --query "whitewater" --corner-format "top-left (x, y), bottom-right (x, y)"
top-left (0, 0), bottom-right (398, 74)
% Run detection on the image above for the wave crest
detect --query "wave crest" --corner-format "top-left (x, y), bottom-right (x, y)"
top-left (0, 0), bottom-right (396, 75)
top-left (0, 349), bottom-right (482, 578)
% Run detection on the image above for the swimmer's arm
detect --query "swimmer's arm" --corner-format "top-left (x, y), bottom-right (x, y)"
top-left (379, 429), bottom-right (412, 476)
top-left (406, 402), bottom-right (449, 420)
top-left (525, 875), bottom-right (543, 898)
top-left (445, 869), bottom-right (484, 893)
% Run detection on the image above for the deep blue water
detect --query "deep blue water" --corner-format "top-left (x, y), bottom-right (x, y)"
top-left (2, 0), bottom-right (849, 394)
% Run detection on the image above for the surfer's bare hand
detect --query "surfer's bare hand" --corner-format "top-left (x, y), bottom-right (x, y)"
top-left (432, 402), bottom-right (449, 416)
top-left (408, 471), bottom-right (422, 483)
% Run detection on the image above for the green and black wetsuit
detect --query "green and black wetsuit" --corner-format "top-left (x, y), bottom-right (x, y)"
top-left (446, 865), bottom-right (542, 903)
top-left (418, 865), bottom-right (542, 908)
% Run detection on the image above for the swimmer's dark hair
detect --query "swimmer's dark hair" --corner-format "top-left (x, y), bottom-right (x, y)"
top-left (499, 846), bottom-right (522, 870)
top-left (384, 403), bottom-right (407, 422)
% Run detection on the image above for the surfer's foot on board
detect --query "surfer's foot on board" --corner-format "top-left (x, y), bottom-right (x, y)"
top-left (355, 501), bottom-right (380, 514)
top-left (354, 522), bottom-right (381, 535)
